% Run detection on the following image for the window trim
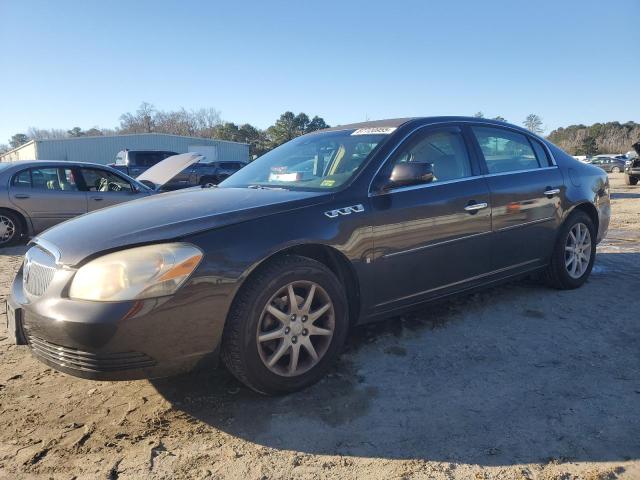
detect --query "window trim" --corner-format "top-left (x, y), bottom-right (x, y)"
top-left (368, 121), bottom-right (557, 196)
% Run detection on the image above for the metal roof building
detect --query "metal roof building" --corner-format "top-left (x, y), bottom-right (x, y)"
top-left (0, 133), bottom-right (249, 165)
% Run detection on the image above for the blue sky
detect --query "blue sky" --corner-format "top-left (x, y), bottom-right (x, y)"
top-left (0, 0), bottom-right (638, 145)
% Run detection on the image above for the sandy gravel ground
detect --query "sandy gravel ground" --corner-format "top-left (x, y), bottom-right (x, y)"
top-left (0, 174), bottom-right (638, 480)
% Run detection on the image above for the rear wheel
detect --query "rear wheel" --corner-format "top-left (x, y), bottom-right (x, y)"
top-left (625, 174), bottom-right (638, 186)
top-left (611, 166), bottom-right (621, 173)
top-left (221, 255), bottom-right (348, 395)
top-left (545, 210), bottom-right (596, 289)
top-left (0, 211), bottom-right (23, 247)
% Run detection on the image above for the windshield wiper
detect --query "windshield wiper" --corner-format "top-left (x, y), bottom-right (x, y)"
top-left (247, 184), bottom-right (289, 191)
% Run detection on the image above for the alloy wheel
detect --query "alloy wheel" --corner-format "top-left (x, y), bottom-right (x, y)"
top-left (256, 281), bottom-right (335, 377)
top-left (565, 222), bottom-right (592, 279)
top-left (0, 215), bottom-right (16, 245)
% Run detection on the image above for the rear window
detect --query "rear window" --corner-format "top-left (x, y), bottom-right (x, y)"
top-left (132, 151), bottom-right (176, 167)
top-left (220, 162), bottom-right (243, 169)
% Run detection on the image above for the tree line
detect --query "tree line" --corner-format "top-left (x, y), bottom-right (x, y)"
top-left (1, 103), bottom-right (329, 158)
top-left (547, 121), bottom-right (640, 156)
top-left (3, 105), bottom-right (637, 158)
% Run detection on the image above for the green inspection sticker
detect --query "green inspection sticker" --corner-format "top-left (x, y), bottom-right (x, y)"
top-left (320, 179), bottom-right (336, 187)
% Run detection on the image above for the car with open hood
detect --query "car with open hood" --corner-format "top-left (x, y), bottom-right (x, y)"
top-left (0, 155), bottom-right (205, 247)
top-left (6, 117), bottom-right (611, 395)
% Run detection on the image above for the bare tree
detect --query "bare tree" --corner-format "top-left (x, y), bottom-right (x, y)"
top-left (27, 127), bottom-right (68, 140)
top-left (523, 114), bottom-right (544, 134)
top-left (119, 102), bottom-right (157, 133)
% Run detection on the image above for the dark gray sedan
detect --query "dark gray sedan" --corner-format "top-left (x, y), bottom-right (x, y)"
top-left (0, 161), bottom-right (152, 246)
top-left (7, 117), bottom-right (612, 395)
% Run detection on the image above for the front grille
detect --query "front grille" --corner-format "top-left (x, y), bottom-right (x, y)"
top-left (28, 336), bottom-right (156, 373)
top-left (23, 246), bottom-right (57, 296)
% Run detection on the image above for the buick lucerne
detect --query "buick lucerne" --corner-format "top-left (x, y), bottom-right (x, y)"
top-left (6, 117), bottom-right (611, 395)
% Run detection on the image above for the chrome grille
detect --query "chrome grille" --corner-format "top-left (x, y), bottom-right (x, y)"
top-left (23, 246), bottom-right (57, 296)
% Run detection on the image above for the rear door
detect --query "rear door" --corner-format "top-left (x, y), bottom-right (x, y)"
top-left (370, 124), bottom-right (492, 310)
top-left (77, 167), bottom-right (145, 211)
top-left (469, 125), bottom-right (564, 272)
top-left (8, 165), bottom-right (88, 232)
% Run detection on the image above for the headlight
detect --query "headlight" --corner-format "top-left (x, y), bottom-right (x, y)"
top-left (69, 243), bottom-right (203, 302)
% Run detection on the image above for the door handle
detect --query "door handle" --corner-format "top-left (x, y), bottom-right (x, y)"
top-left (544, 188), bottom-right (561, 196)
top-left (91, 197), bottom-right (103, 201)
top-left (13, 194), bottom-right (30, 199)
top-left (464, 202), bottom-right (488, 212)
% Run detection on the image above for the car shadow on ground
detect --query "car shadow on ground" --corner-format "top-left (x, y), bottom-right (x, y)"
top-left (152, 251), bottom-right (640, 466)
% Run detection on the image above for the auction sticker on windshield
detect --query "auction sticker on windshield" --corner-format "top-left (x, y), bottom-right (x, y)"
top-left (351, 127), bottom-right (397, 135)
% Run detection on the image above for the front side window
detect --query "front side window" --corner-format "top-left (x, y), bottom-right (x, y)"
top-left (24, 167), bottom-right (79, 191)
top-left (386, 129), bottom-right (473, 183)
top-left (80, 168), bottom-right (133, 192)
top-left (220, 130), bottom-right (389, 191)
top-left (472, 126), bottom-right (540, 174)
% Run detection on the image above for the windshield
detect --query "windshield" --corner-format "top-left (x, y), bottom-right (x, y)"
top-left (219, 129), bottom-right (389, 191)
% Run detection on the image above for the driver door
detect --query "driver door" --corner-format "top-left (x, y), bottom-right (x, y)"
top-left (78, 167), bottom-right (144, 211)
top-left (370, 125), bottom-right (492, 310)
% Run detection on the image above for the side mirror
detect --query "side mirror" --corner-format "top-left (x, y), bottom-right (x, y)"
top-left (384, 162), bottom-right (434, 190)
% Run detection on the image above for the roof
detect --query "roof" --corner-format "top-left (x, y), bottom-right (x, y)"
top-left (0, 160), bottom-right (123, 170)
top-left (321, 118), bottom-right (415, 132)
top-left (310, 116), bottom-right (545, 141)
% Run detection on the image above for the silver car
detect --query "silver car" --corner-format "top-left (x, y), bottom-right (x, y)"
top-left (0, 154), bottom-right (225, 246)
top-left (0, 160), bottom-right (154, 246)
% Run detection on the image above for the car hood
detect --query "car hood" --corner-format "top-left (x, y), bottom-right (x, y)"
top-left (36, 187), bottom-right (329, 266)
top-left (136, 152), bottom-right (204, 187)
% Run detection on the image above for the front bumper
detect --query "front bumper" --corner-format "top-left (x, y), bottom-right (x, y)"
top-left (9, 265), bottom-right (226, 381)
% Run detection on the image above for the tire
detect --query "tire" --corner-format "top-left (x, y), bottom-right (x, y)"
top-left (611, 166), bottom-right (621, 173)
top-left (221, 255), bottom-right (348, 395)
top-left (545, 210), bottom-right (596, 290)
top-left (625, 174), bottom-right (638, 186)
top-left (0, 210), bottom-right (23, 247)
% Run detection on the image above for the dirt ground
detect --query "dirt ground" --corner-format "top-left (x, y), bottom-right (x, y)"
top-left (0, 173), bottom-right (638, 480)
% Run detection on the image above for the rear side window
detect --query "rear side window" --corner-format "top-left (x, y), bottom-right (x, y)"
top-left (472, 127), bottom-right (540, 174)
top-left (15, 167), bottom-right (79, 191)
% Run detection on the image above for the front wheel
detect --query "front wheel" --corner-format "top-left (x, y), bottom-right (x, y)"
top-left (611, 166), bottom-right (621, 173)
top-left (625, 174), bottom-right (638, 186)
top-left (221, 255), bottom-right (348, 395)
top-left (545, 211), bottom-right (596, 290)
